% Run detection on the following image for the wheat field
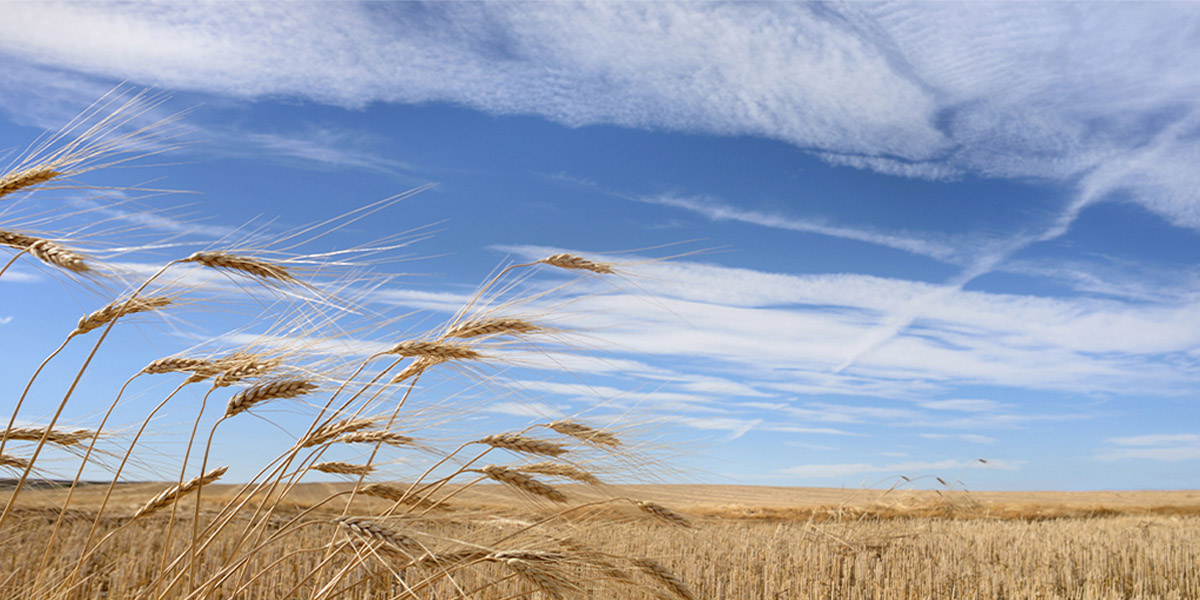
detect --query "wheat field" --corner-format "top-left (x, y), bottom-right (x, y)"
top-left (2, 90), bottom-right (1198, 600)
top-left (4, 483), bottom-right (1198, 599)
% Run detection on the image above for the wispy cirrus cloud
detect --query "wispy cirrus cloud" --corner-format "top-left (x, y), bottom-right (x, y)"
top-left (1098, 434), bottom-right (1200, 462)
top-left (494, 245), bottom-right (1200, 397)
top-left (2, 3), bottom-right (1198, 227)
top-left (779, 458), bottom-right (1019, 480)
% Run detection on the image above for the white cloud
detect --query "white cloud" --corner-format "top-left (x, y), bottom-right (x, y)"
top-left (1098, 433), bottom-right (1200, 462)
top-left (779, 458), bottom-right (1019, 479)
top-left (919, 433), bottom-right (997, 445)
top-left (2, 3), bottom-right (1198, 227)
top-left (0, 316), bottom-right (11, 325)
top-left (918, 399), bottom-right (1007, 413)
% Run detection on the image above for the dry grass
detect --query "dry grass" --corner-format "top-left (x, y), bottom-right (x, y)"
top-left (4, 484), bottom-right (1198, 599)
top-left (3, 89), bottom-right (1197, 600)
top-left (0, 91), bottom-right (695, 600)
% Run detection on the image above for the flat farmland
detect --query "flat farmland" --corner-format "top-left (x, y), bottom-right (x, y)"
top-left (5, 483), bottom-right (1198, 599)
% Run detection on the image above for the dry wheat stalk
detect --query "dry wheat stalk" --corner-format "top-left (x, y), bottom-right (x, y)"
top-left (502, 558), bottom-right (578, 600)
top-left (479, 434), bottom-right (568, 457)
top-left (516, 462), bottom-right (601, 485)
top-left (335, 516), bottom-right (421, 555)
top-left (1, 231), bottom-right (91, 273)
top-left (212, 355), bottom-right (282, 388)
top-left (358, 483), bottom-right (444, 510)
top-left (413, 549), bottom-right (490, 568)
top-left (446, 317), bottom-right (540, 339)
top-left (337, 431), bottom-right (414, 447)
top-left (343, 538), bottom-right (409, 563)
top-left (0, 453), bottom-right (31, 469)
top-left (225, 378), bottom-right (318, 417)
top-left (633, 558), bottom-right (696, 600)
top-left (142, 357), bottom-right (219, 382)
top-left (301, 418), bottom-right (378, 448)
top-left (182, 251), bottom-right (294, 282)
top-left (479, 465), bottom-right (568, 503)
top-left (312, 461), bottom-right (374, 476)
top-left (0, 167), bottom-right (62, 199)
top-left (548, 420), bottom-right (620, 447)
top-left (390, 357), bottom-right (442, 384)
top-left (540, 253), bottom-right (614, 274)
top-left (74, 295), bottom-right (173, 335)
top-left (488, 550), bottom-right (569, 563)
top-left (133, 465), bottom-right (227, 519)
top-left (386, 340), bottom-right (482, 361)
top-left (0, 426), bottom-right (95, 447)
top-left (633, 501), bottom-right (691, 528)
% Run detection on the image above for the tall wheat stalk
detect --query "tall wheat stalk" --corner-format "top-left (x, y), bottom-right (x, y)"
top-left (0, 90), bottom-right (694, 600)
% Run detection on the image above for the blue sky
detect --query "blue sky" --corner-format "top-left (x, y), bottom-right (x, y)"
top-left (1, 2), bottom-right (1199, 490)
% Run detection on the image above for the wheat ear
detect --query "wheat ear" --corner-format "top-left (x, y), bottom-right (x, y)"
top-left (182, 251), bottom-right (294, 282)
top-left (0, 453), bottom-right (31, 469)
top-left (134, 466), bottom-right (227, 519)
top-left (502, 558), bottom-right (579, 600)
top-left (337, 431), bottom-right (414, 447)
top-left (312, 461), bottom-right (374, 476)
top-left (225, 379), bottom-right (318, 417)
top-left (74, 295), bottom-right (173, 335)
top-left (1, 231), bottom-right (91, 273)
top-left (0, 167), bottom-right (62, 199)
top-left (1, 426), bottom-right (95, 447)
top-left (359, 483), bottom-right (445, 510)
top-left (390, 357), bottom-right (441, 384)
top-left (540, 253), bottom-right (614, 274)
top-left (516, 462), bottom-right (601, 485)
top-left (387, 340), bottom-right (482, 361)
top-left (446, 317), bottom-right (540, 339)
top-left (548, 420), bottom-right (620, 447)
top-left (301, 418), bottom-right (377, 448)
top-left (479, 433), bottom-right (568, 457)
top-left (335, 516), bottom-right (421, 555)
top-left (478, 465), bottom-right (568, 503)
top-left (633, 558), bottom-right (696, 600)
top-left (633, 500), bottom-right (691, 528)
top-left (212, 354), bottom-right (282, 388)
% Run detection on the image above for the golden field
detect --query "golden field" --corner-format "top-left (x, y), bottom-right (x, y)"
top-left (4, 483), bottom-right (1198, 599)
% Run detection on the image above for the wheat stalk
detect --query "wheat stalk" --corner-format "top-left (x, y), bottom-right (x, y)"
top-left (0, 167), bottom-right (63, 199)
top-left (446, 317), bottom-right (540, 339)
top-left (312, 461), bottom-right (374, 476)
top-left (478, 465), bottom-right (568, 503)
top-left (337, 431), bottom-right (414, 447)
top-left (183, 251), bottom-right (294, 282)
top-left (74, 296), bottom-right (173, 335)
top-left (1, 231), bottom-right (91, 273)
top-left (335, 516), bottom-right (421, 555)
top-left (0, 453), bottom-right (31, 469)
top-left (301, 418), bottom-right (378, 448)
top-left (390, 357), bottom-right (442, 384)
top-left (225, 379), bottom-right (318, 417)
top-left (212, 354), bottom-right (282, 388)
top-left (387, 340), bottom-right (482, 361)
top-left (479, 434), bottom-right (568, 457)
top-left (633, 558), bottom-right (695, 600)
top-left (133, 466), bottom-right (227, 519)
top-left (358, 483), bottom-right (445, 510)
top-left (548, 420), bottom-right (620, 447)
top-left (1, 426), bottom-right (95, 447)
top-left (502, 558), bottom-right (579, 600)
top-left (540, 253), bottom-right (614, 274)
top-left (634, 501), bottom-right (691, 528)
top-left (516, 462), bottom-right (601, 485)
top-left (142, 356), bottom-right (218, 379)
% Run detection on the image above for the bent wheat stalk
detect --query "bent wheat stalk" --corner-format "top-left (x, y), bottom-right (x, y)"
top-left (134, 466), bottom-right (228, 519)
